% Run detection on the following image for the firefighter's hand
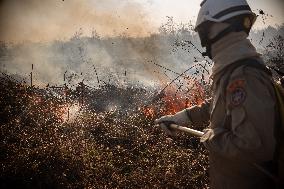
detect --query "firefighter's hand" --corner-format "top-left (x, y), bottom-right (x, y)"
top-left (159, 122), bottom-right (177, 136)
top-left (155, 109), bottom-right (192, 127)
top-left (200, 128), bottom-right (227, 143)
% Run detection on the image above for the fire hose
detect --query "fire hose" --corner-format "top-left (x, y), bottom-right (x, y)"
top-left (160, 123), bottom-right (281, 184)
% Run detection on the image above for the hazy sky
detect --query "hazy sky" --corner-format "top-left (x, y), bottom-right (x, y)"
top-left (0, 0), bottom-right (283, 42)
top-left (146, 0), bottom-right (284, 27)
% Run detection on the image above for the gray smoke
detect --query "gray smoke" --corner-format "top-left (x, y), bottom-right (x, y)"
top-left (0, 0), bottom-right (154, 43)
top-left (0, 14), bottom-right (283, 88)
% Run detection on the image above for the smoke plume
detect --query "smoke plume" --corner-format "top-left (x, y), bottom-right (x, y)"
top-left (0, 0), bottom-right (154, 43)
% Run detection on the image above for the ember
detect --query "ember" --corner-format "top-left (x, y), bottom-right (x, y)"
top-left (142, 106), bottom-right (156, 118)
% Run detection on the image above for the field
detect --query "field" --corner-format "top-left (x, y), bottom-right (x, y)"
top-left (0, 75), bottom-right (210, 188)
top-left (0, 21), bottom-right (283, 188)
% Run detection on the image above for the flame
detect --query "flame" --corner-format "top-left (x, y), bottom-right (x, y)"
top-left (142, 106), bottom-right (155, 118)
top-left (56, 104), bottom-right (69, 122)
top-left (54, 103), bottom-right (81, 122)
top-left (142, 81), bottom-right (206, 117)
top-left (161, 95), bottom-right (190, 115)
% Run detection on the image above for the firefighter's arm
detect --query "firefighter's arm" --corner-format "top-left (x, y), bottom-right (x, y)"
top-left (155, 99), bottom-right (211, 135)
top-left (188, 99), bottom-right (211, 127)
top-left (155, 99), bottom-right (211, 126)
top-left (202, 70), bottom-right (276, 163)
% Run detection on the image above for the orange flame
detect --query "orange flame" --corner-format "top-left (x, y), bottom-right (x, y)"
top-left (143, 81), bottom-right (206, 118)
top-left (142, 106), bottom-right (156, 118)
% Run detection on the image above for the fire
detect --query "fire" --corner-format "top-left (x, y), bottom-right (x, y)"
top-left (55, 104), bottom-right (69, 121)
top-left (143, 106), bottom-right (155, 118)
top-left (161, 95), bottom-right (190, 115)
top-left (68, 104), bottom-right (80, 118)
top-left (142, 81), bottom-right (206, 118)
top-left (56, 103), bottom-right (81, 122)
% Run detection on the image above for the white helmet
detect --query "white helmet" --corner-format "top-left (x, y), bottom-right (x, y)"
top-left (194, 0), bottom-right (256, 58)
top-left (195, 0), bottom-right (256, 31)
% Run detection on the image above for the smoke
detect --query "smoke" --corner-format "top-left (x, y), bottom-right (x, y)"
top-left (2, 24), bottom-right (283, 88)
top-left (1, 32), bottom-right (200, 88)
top-left (0, 0), bottom-right (168, 87)
top-left (0, 0), bottom-right (154, 43)
top-left (1, 2), bottom-right (283, 90)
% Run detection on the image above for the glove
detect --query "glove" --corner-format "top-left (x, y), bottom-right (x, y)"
top-left (159, 122), bottom-right (177, 136)
top-left (200, 127), bottom-right (227, 146)
top-left (200, 129), bottom-right (214, 143)
top-left (155, 109), bottom-right (192, 127)
top-left (155, 109), bottom-right (192, 136)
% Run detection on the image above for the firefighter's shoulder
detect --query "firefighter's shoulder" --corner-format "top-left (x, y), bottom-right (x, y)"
top-left (226, 64), bottom-right (275, 110)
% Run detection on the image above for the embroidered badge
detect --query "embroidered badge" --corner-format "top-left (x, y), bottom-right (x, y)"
top-left (230, 88), bottom-right (246, 106)
top-left (227, 79), bottom-right (246, 106)
top-left (227, 79), bottom-right (245, 93)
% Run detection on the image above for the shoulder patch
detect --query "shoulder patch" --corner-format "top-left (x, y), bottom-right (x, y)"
top-left (228, 79), bottom-right (246, 106)
top-left (230, 88), bottom-right (246, 106)
top-left (227, 79), bottom-right (245, 93)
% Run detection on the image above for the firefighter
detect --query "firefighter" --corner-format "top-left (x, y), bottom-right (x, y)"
top-left (155, 0), bottom-right (278, 188)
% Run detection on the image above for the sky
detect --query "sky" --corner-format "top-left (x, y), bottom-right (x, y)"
top-left (0, 0), bottom-right (283, 42)
top-left (146, 0), bottom-right (284, 28)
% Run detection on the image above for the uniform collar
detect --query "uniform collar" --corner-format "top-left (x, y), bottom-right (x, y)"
top-left (210, 31), bottom-right (261, 80)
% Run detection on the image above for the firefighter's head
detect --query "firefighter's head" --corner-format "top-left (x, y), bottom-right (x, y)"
top-left (195, 0), bottom-right (256, 59)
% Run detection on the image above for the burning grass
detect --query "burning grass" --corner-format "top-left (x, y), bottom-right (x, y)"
top-left (0, 74), bottom-right (209, 189)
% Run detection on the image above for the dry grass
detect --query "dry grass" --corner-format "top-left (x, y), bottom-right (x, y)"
top-left (0, 77), bottom-right (209, 189)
